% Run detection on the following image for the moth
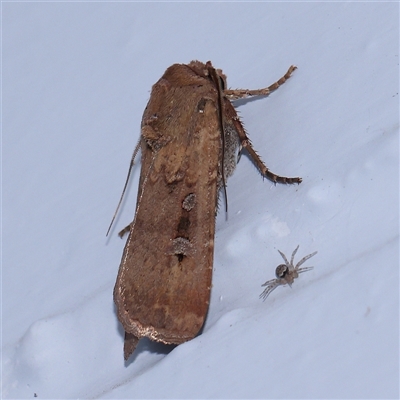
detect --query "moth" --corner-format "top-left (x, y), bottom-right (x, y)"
top-left (111, 60), bottom-right (301, 360)
top-left (259, 245), bottom-right (317, 300)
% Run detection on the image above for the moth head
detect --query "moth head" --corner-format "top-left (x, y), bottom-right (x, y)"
top-left (214, 67), bottom-right (227, 91)
top-left (188, 60), bottom-right (228, 91)
top-left (205, 61), bottom-right (227, 91)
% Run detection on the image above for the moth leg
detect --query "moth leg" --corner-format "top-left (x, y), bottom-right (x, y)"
top-left (232, 116), bottom-right (302, 184)
top-left (118, 223), bottom-right (132, 238)
top-left (224, 65), bottom-right (297, 100)
top-left (124, 331), bottom-right (139, 361)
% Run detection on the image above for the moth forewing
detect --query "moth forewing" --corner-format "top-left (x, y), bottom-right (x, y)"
top-left (113, 60), bottom-right (301, 361)
top-left (114, 63), bottom-right (224, 359)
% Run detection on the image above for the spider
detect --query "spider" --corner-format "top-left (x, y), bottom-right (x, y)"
top-left (259, 245), bottom-right (317, 301)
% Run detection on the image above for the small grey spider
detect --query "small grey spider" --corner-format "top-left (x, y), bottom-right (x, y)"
top-left (259, 245), bottom-right (317, 301)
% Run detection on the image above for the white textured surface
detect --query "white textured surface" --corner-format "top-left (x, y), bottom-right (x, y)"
top-left (2, 2), bottom-right (399, 399)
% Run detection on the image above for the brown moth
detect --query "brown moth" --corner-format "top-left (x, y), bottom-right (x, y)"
top-left (112, 60), bottom-right (301, 360)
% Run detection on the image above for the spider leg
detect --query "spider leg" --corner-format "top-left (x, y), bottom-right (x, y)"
top-left (295, 251), bottom-right (318, 269)
top-left (261, 278), bottom-right (279, 287)
top-left (290, 245), bottom-right (300, 265)
top-left (297, 266), bottom-right (314, 274)
top-left (259, 279), bottom-right (281, 300)
top-left (278, 249), bottom-right (290, 266)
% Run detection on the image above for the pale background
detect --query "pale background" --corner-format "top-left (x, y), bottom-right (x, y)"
top-left (2, 2), bottom-right (399, 398)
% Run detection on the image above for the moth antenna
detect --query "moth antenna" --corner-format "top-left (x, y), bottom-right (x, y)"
top-left (106, 138), bottom-right (141, 236)
top-left (207, 62), bottom-right (228, 214)
top-left (119, 152), bottom-right (157, 270)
